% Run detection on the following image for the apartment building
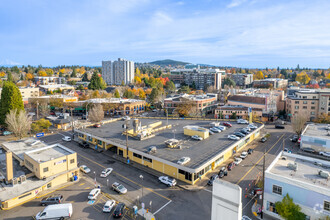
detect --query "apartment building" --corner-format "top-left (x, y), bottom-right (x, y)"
top-left (215, 105), bottom-right (263, 120)
top-left (34, 76), bottom-right (66, 85)
top-left (170, 67), bottom-right (225, 90)
top-left (253, 78), bottom-right (288, 89)
top-left (263, 152), bottom-right (330, 220)
top-left (230, 74), bottom-right (253, 87)
top-left (0, 87), bottom-right (39, 100)
top-left (102, 58), bottom-right (135, 85)
top-left (286, 89), bottom-right (330, 121)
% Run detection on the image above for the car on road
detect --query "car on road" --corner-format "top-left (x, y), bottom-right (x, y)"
top-left (247, 148), bottom-right (253, 154)
top-left (88, 188), bottom-right (101, 200)
top-left (284, 148), bottom-right (292, 153)
top-left (146, 146), bottom-right (157, 154)
top-left (79, 141), bottom-right (89, 148)
top-left (207, 174), bottom-right (218, 186)
top-left (260, 137), bottom-right (267, 143)
top-left (275, 124), bottom-right (285, 129)
top-left (240, 152), bottom-right (248, 159)
top-left (93, 124), bottom-right (101, 128)
top-left (177, 157), bottom-right (191, 165)
top-left (319, 152), bottom-right (330, 157)
top-left (113, 202), bottom-right (126, 218)
top-left (103, 200), bottom-right (116, 213)
top-left (62, 136), bottom-right (71, 142)
top-left (40, 195), bottom-right (63, 206)
top-left (112, 182), bottom-right (127, 194)
top-left (302, 147), bottom-right (316, 154)
top-left (234, 132), bottom-right (245, 138)
top-left (237, 119), bottom-right (248, 124)
top-left (80, 165), bottom-right (91, 174)
top-left (234, 157), bottom-right (242, 165)
top-left (191, 135), bottom-right (203, 141)
top-left (228, 135), bottom-right (240, 140)
top-left (210, 127), bottom-right (221, 133)
top-left (223, 122), bottom-right (232, 127)
top-left (159, 176), bottom-right (177, 187)
top-left (227, 162), bottom-right (235, 171)
top-left (100, 168), bottom-right (113, 177)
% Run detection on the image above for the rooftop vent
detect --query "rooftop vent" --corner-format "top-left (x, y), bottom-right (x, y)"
top-left (12, 177), bottom-right (18, 186)
top-left (287, 162), bottom-right (298, 171)
top-left (29, 140), bottom-right (41, 146)
top-left (20, 175), bottom-right (26, 183)
top-left (318, 170), bottom-right (329, 179)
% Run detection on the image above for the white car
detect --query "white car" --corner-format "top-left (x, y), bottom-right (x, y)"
top-left (159, 176), bottom-right (177, 187)
top-left (80, 165), bottom-right (91, 174)
top-left (103, 200), bottom-right (116, 213)
top-left (240, 152), bottom-right (248, 159)
top-left (234, 157), bottom-right (242, 165)
top-left (237, 119), bottom-right (248, 124)
top-left (242, 215), bottom-right (252, 220)
top-left (88, 188), bottom-right (101, 200)
top-left (177, 157), bottom-right (191, 165)
top-left (62, 136), bottom-right (71, 142)
top-left (228, 135), bottom-right (240, 140)
top-left (248, 124), bottom-right (257, 129)
top-left (210, 127), bottom-right (221, 133)
top-left (319, 152), bottom-right (330, 157)
top-left (100, 168), bottom-right (113, 177)
top-left (215, 126), bottom-right (226, 131)
top-left (191, 135), bottom-right (203, 141)
top-left (112, 182), bottom-right (127, 194)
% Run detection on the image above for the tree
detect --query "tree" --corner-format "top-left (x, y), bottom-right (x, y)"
top-left (165, 81), bottom-right (176, 93)
top-left (77, 84), bottom-right (85, 90)
top-left (71, 68), bottom-right (77, 78)
top-left (134, 76), bottom-right (142, 85)
top-left (88, 72), bottom-right (106, 90)
top-left (0, 81), bottom-right (24, 125)
top-left (49, 98), bottom-right (63, 109)
top-left (5, 109), bottom-right (32, 139)
top-left (7, 71), bottom-right (13, 82)
top-left (231, 112), bottom-right (237, 119)
top-left (31, 118), bottom-right (52, 133)
top-left (123, 88), bottom-right (135, 99)
top-left (175, 98), bottom-right (200, 117)
top-left (38, 70), bottom-right (47, 76)
top-left (88, 104), bottom-right (104, 122)
top-left (179, 85), bottom-right (190, 94)
top-left (26, 73), bottom-right (34, 81)
top-left (135, 67), bottom-right (141, 76)
top-left (149, 88), bottom-right (160, 105)
top-left (11, 66), bottom-right (20, 74)
top-left (222, 78), bottom-right (236, 88)
top-left (275, 194), bottom-right (306, 220)
top-left (82, 72), bottom-right (89, 81)
top-left (45, 68), bottom-right (54, 76)
top-left (313, 113), bottom-right (330, 124)
top-left (114, 89), bottom-right (120, 98)
top-left (254, 71), bottom-right (264, 80)
top-left (139, 89), bottom-right (146, 99)
top-left (295, 72), bottom-right (310, 84)
top-left (291, 112), bottom-right (308, 135)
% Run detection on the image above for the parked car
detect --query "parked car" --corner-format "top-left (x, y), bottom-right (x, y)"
top-left (147, 146), bottom-right (157, 154)
top-left (207, 175), bottom-right (218, 186)
top-left (62, 136), bottom-right (71, 142)
top-left (275, 124), bottom-right (285, 129)
top-left (209, 130), bottom-right (214, 135)
top-left (247, 148), bottom-right (253, 154)
top-left (210, 127), bottom-right (221, 133)
top-left (237, 119), bottom-right (248, 124)
top-left (80, 165), bottom-right (91, 174)
top-left (112, 182), bottom-right (127, 194)
top-left (228, 135), bottom-right (240, 140)
top-left (113, 203), bottom-right (126, 218)
top-left (103, 200), bottom-right (116, 213)
top-left (159, 176), bottom-right (177, 187)
top-left (81, 115), bottom-right (87, 120)
top-left (93, 124), bottom-right (101, 128)
top-left (215, 126), bottom-right (226, 131)
top-left (234, 132), bottom-right (245, 138)
top-left (242, 215), bottom-right (252, 220)
top-left (234, 157), bottom-right (242, 165)
top-left (244, 127), bottom-right (251, 132)
top-left (36, 203), bottom-right (72, 220)
top-left (191, 135), bottom-right (203, 141)
top-left (40, 195), bottom-right (63, 206)
top-left (79, 141), bottom-right (89, 148)
top-left (223, 122), bottom-right (232, 127)
top-left (240, 152), bottom-right (248, 159)
top-left (302, 147), bottom-right (316, 154)
top-left (220, 166), bottom-right (228, 176)
top-left (248, 124), bottom-right (257, 129)
top-left (319, 152), bottom-right (330, 157)
top-left (290, 135), bottom-right (299, 142)
top-left (88, 188), bottom-right (101, 200)
top-left (260, 137), bottom-right (267, 143)
top-left (240, 129), bottom-right (249, 135)
top-left (227, 162), bottom-right (235, 171)
top-left (177, 157), bottom-right (191, 165)
top-left (284, 148), bottom-right (292, 153)
top-left (3, 131), bottom-right (12, 136)
top-left (100, 168), bottom-right (113, 177)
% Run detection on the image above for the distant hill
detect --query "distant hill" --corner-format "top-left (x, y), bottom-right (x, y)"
top-left (149, 59), bottom-right (190, 66)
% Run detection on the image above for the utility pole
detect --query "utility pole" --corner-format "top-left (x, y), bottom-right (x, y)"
top-left (36, 101), bottom-right (39, 120)
top-left (125, 119), bottom-right (129, 160)
top-left (261, 147), bottom-right (266, 219)
top-left (166, 107), bottom-right (168, 126)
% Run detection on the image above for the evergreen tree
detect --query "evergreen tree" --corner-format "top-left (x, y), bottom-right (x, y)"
top-left (88, 72), bottom-right (106, 90)
top-left (0, 81), bottom-right (24, 125)
top-left (59, 71), bottom-right (63, 77)
top-left (114, 89), bottom-right (120, 98)
top-left (7, 71), bottom-right (13, 82)
top-left (82, 72), bottom-right (89, 81)
top-left (71, 68), bottom-right (77, 77)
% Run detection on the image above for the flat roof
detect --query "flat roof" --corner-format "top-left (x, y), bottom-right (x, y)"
top-left (78, 118), bottom-right (261, 170)
top-left (302, 123), bottom-right (330, 139)
top-left (84, 98), bottom-right (145, 104)
top-left (25, 144), bottom-right (75, 163)
top-left (164, 94), bottom-right (217, 101)
top-left (38, 84), bottom-right (73, 89)
top-left (268, 153), bottom-right (330, 189)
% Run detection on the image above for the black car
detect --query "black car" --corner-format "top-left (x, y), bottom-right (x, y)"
top-left (290, 135), bottom-right (298, 142)
top-left (79, 141), bottom-right (89, 148)
top-left (40, 194), bottom-right (63, 206)
top-left (113, 203), bottom-right (126, 218)
top-left (207, 175), bottom-right (218, 186)
top-left (234, 132), bottom-right (245, 138)
top-left (227, 162), bottom-right (235, 171)
top-left (260, 137), bottom-right (267, 143)
top-left (275, 124), bottom-right (285, 129)
top-left (302, 148), bottom-right (316, 154)
top-left (240, 130), bottom-right (249, 135)
top-left (247, 148), bottom-right (253, 154)
top-left (81, 115), bottom-right (87, 120)
top-left (220, 166), bottom-right (228, 176)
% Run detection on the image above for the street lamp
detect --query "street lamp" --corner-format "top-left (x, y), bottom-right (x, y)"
top-left (93, 171), bottom-right (96, 187)
top-left (106, 179), bottom-right (109, 187)
top-left (140, 175), bottom-right (144, 204)
top-left (173, 129), bottom-right (176, 139)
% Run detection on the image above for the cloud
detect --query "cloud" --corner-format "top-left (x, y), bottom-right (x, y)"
top-left (227, 0), bottom-right (247, 8)
top-left (0, 59), bottom-right (21, 66)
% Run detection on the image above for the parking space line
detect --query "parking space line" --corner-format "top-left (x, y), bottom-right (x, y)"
top-left (78, 153), bottom-right (171, 201)
top-left (236, 133), bottom-right (285, 185)
top-left (79, 183), bottom-right (85, 186)
top-left (84, 187), bottom-right (91, 190)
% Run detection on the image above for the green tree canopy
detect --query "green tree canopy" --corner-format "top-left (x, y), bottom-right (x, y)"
top-left (165, 81), bottom-right (176, 93)
top-left (223, 78), bottom-right (236, 88)
top-left (114, 89), bottom-right (120, 98)
top-left (7, 71), bottom-right (13, 82)
top-left (71, 68), bottom-right (77, 77)
top-left (88, 72), bottom-right (106, 90)
top-left (82, 72), bottom-right (89, 81)
top-left (0, 81), bottom-right (24, 125)
top-left (179, 85), bottom-right (191, 94)
top-left (275, 194), bottom-right (306, 220)
top-left (149, 88), bottom-right (160, 105)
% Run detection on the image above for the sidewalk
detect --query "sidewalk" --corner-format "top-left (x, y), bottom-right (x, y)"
top-left (251, 201), bottom-right (262, 220)
top-left (138, 208), bottom-right (156, 220)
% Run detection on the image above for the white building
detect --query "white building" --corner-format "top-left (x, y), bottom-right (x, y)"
top-left (102, 58), bottom-right (135, 85)
top-left (300, 123), bottom-right (330, 152)
top-left (263, 152), bottom-right (330, 220)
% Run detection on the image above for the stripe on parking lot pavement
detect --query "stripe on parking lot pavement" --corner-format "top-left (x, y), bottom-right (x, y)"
top-left (84, 187), bottom-right (90, 190)
top-left (79, 183), bottom-right (85, 186)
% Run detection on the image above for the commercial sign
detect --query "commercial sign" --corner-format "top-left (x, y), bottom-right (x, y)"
top-left (36, 132), bottom-right (44, 137)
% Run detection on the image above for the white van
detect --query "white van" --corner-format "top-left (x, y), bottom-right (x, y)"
top-left (88, 188), bottom-right (101, 200)
top-left (36, 203), bottom-right (73, 220)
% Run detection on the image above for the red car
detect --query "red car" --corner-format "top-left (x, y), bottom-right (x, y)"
top-left (223, 122), bottom-right (232, 127)
top-left (93, 124), bottom-right (101, 128)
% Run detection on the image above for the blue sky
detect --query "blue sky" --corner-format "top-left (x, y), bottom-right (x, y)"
top-left (1, 0), bottom-right (330, 68)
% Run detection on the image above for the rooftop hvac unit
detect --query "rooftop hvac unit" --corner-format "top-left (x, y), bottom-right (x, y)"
top-left (12, 177), bottom-right (18, 186)
top-left (318, 170), bottom-right (330, 179)
top-left (20, 175), bottom-right (26, 183)
top-left (287, 162), bottom-right (298, 171)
